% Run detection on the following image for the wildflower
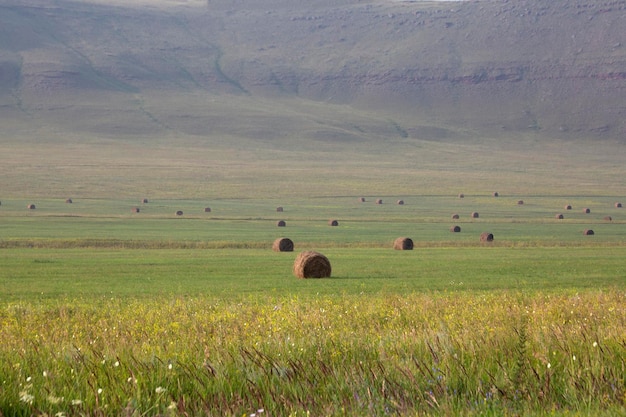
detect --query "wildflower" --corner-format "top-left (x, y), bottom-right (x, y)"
top-left (55, 412), bottom-right (66, 417)
top-left (71, 399), bottom-right (82, 406)
top-left (547, 363), bottom-right (551, 369)
top-left (97, 388), bottom-right (103, 394)
top-left (48, 395), bottom-right (64, 404)
top-left (155, 386), bottom-right (166, 394)
top-left (168, 402), bottom-right (177, 410)
top-left (593, 341), bottom-right (598, 347)
top-left (572, 355), bottom-right (576, 361)
top-left (168, 363), bottom-right (173, 370)
top-left (114, 361), bottom-right (120, 367)
top-left (19, 391), bottom-right (34, 404)
top-left (26, 376), bottom-right (32, 382)
top-left (43, 371), bottom-right (48, 377)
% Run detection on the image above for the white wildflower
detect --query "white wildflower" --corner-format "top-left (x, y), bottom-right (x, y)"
top-left (71, 399), bottom-right (82, 406)
top-left (155, 386), bottom-right (166, 394)
top-left (19, 391), bottom-right (34, 404)
top-left (593, 341), bottom-right (598, 347)
top-left (547, 363), bottom-right (551, 369)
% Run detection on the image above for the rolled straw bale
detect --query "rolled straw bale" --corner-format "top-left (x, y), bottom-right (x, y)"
top-left (450, 225), bottom-right (461, 233)
top-left (204, 207), bottom-right (211, 213)
top-left (272, 237), bottom-right (294, 252)
top-left (277, 220), bottom-right (286, 227)
top-left (471, 211), bottom-right (479, 218)
top-left (555, 213), bottom-right (564, 219)
top-left (615, 202), bottom-right (623, 208)
top-left (132, 207), bottom-right (140, 213)
top-left (375, 199), bottom-right (383, 204)
top-left (564, 204), bottom-right (572, 210)
top-left (328, 219), bottom-right (339, 226)
top-left (175, 210), bottom-right (183, 216)
top-left (276, 206), bottom-right (283, 212)
top-left (397, 200), bottom-right (405, 205)
top-left (582, 208), bottom-right (591, 214)
top-left (451, 214), bottom-right (460, 219)
top-left (66, 198), bottom-right (73, 204)
top-left (583, 229), bottom-right (594, 235)
top-left (393, 237), bottom-right (413, 250)
top-left (603, 216), bottom-right (612, 221)
top-left (359, 197), bottom-right (366, 203)
top-left (458, 193), bottom-right (464, 198)
top-left (142, 198), bottom-right (149, 204)
top-left (517, 200), bottom-right (524, 205)
top-left (493, 192), bottom-right (499, 197)
top-left (480, 232), bottom-right (494, 242)
top-left (27, 204), bottom-right (36, 210)
top-left (293, 251), bottom-right (331, 278)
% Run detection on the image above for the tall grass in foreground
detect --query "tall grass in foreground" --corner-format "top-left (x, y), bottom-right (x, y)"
top-left (1, 291), bottom-right (624, 416)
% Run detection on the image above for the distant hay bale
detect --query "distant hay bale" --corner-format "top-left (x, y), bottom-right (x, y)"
top-left (555, 213), bottom-right (564, 219)
top-left (564, 204), bottom-right (572, 210)
top-left (272, 237), bottom-right (294, 252)
top-left (277, 220), bottom-right (286, 227)
top-left (359, 197), bottom-right (366, 203)
top-left (293, 251), bottom-right (331, 279)
top-left (615, 202), bottom-right (622, 208)
top-left (480, 232), bottom-right (494, 242)
top-left (471, 212), bottom-right (479, 218)
top-left (493, 192), bottom-right (499, 197)
top-left (583, 229), bottom-right (595, 235)
top-left (451, 213), bottom-right (460, 219)
top-left (397, 200), bottom-right (405, 205)
top-left (175, 210), bottom-right (183, 216)
top-left (583, 208), bottom-right (591, 214)
top-left (65, 198), bottom-right (73, 204)
top-left (603, 216), bottom-right (612, 221)
top-left (375, 199), bottom-right (383, 204)
top-left (517, 200), bottom-right (524, 205)
top-left (132, 207), bottom-right (140, 213)
top-left (393, 237), bottom-right (413, 250)
top-left (328, 219), bottom-right (339, 226)
top-left (204, 207), bottom-right (211, 213)
top-left (458, 193), bottom-right (464, 198)
top-left (450, 225), bottom-right (461, 233)
top-left (27, 204), bottom-right (36, 210)
top-left (142, 198), bottom-right (149, 204)
top-left (276, 206), bottom-right (283, 212)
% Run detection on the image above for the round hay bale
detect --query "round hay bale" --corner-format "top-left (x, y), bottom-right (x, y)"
top-left (277, 220), bottom-right (286, 227)
top-left (65, 198), bottom-right (73, 204)
top-left (564, 204), bottom-right (572, 210)
top-left (375, 199), bottom-right (383, 204)
top-left (471, 211), bottom-right (479, 218)
top-left (276, 206), bottom-right (283, 212)
top-left (175, 210), bottom-right (183, 216)
top-left (451, 213), bottom-right (460, 219)
top-left (517, 200), bottom-right (524, 205)
top-left (583, 229), bottom-right (595, 235)
top-left (27, 204), bottom-right (36, 210)
top-left (493, 192), bottom-right (499, 197)
top-left (393, 237), bottom-right (413, 250)
top-left (272, 237), bottom-right (294, 252)
top-left (458, 193), bottom-right (464, 198)
top-left (142, 198), bottom-right (149, 204)
top-left (582, 208), bottom-right (591, 214)
top-left (293, 251), bottom-right (331, 279)
top-left (603, 216), bottom-right (612, 221)
top-left (480, 232), bottom-right (494, 242)
top-left (204, 207), bottom-right (211, 213)
top-left (359, 197), bottom-right (366, 203)
top-left (132, 207), bottom-right (140, 213)
top-left (555, 213), bottom-right (564, 219)
top-left (615, 202), bottom-right (623, 208)
top-left (450, 225), bottom-right (461, 233)
top-left (397, 200), bottom-right (404, 205)
top-left (328, 219), bottom-right (339, 226)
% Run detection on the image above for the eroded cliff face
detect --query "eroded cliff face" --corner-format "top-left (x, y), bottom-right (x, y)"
top-left (1, 0), bottom-right (625, 139)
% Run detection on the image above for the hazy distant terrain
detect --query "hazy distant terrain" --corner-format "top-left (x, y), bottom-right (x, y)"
top-left (1, 0), bottom-right (625, 141)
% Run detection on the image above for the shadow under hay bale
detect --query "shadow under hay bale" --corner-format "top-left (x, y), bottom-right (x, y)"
top-left (66, 198), bottom-right (73, 204)
top-left (142, 198), bottom-right (149, 204)
top-left (450, 225), bottom-right (461, 233)
top-left (328, 219), bottom-right (339, 226)
top-left (397, 200), bottom-right (404, 205)
top-left (615, 202), bottom-right (623, 208)
top-left (583, 229), bottom-right (595, 235)
top-left (565, 204), bottom-right (572, 210)
top-left (603, 216), bottom-right (612, 221)
top-left (175, 210), bottom-right (183, 216)
top-left (132, 207), bottom-right (140, 213)
top-left (375, 199), bottom-right (383, 204)
top-left (471, 212), bottom-right (479, 218)
top-left (451, 214), bottom-right (460, 219)
top-left (277, 220), bottom-right (286, 227)
top-left (27, 204), bottom-right (36, 210)
top-left (480, 232), bottom-right (494, 242)
top-left (204, 207), bottom-right (211, 213)
top-left (276, 206), bottom-right (283, 212)
top-left (393, 237), bottom-right (413, 250)
top-left (583, 208), bottom-right (591, 214)
top-left (272, 237), bottom-right (294, 252)
top-left (293, 251), bottom-right (331, 278)
top-left (555, 213), bottom-right (564, 219)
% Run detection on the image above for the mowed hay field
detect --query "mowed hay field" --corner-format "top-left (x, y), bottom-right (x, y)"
top-left (0, 133), bottom-right (625, 416)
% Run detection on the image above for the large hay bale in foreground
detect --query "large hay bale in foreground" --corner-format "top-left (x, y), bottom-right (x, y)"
top-left (293, 251), bottom-right (331, 278)
top-left (480, 232), bottom-right (494, 242)
top-left (277, 220), bottom-right (286, 227)
top-left (272, 237), bottom-right (294, 252)
top-left (328, 219), bottom-right (339, 226)
top-left (393, 237), bottom-right (413, 250)
top-left (583, 229), bottom-right (595, 235)
top-left (450, 225), bottom-right (461, 233)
